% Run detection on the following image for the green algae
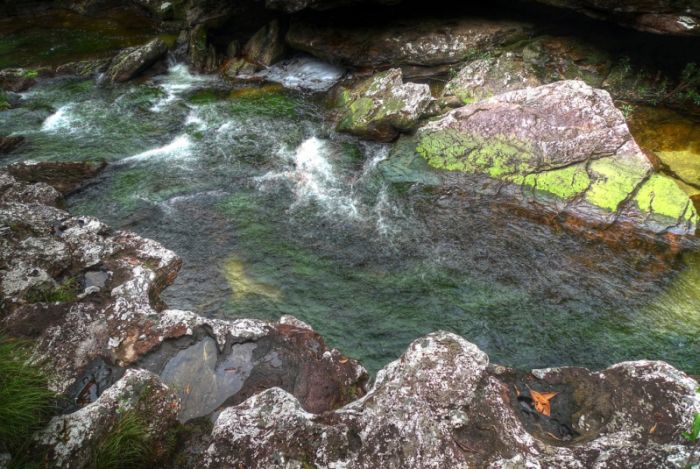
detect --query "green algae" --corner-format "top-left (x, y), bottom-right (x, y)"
top-left (520, 163), bottom-right (591, 200)
top-left (416, 130), bottom-right (532, 178)
top-left (635, 174), bottom-right (697, 222)
top-left (229, 87), bottom-right (299, 119)
top-left (585, 157), bottom-right (648, 212)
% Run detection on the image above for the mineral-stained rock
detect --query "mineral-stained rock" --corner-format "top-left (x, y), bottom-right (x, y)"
top-left (34, 369), bottom-right (180, 469)
top-left (533, 0), bottom-right (700, 36)
top-left (336, 68), bottom-right (433, 142)
top-left (204, 331), bottom-right (700, 468)
top-left (6, 161), bottom-right (106, 195)
top-left (286, 17), bottom-right (530, 68)
top-left (105, 38), bottom-right (168, 83)
top-left (0, 171), bottom-right (367, 418)
top-left (416, 80), bottom-right (698, 235)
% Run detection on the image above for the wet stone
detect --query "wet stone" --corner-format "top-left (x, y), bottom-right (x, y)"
top-left (157, 337), bottom-right (257, 422)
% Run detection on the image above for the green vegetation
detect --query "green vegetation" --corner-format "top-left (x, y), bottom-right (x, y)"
top-left (229, 87), bottom-right (299, 119)
top-left (25, 277), bottom-right (80, 303)
top-left (682, 389), bottom-right (700, 469)
top-left (416, 130), bottom-right (532, 177)
top-left (0, 335), bottom-right (55, 455)
top-left (93, 410), bottom-right (153, 469)
top-left (634, 174), bottom-right (697, 222)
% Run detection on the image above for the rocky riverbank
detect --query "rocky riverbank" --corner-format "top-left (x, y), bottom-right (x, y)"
top-left (0, 165), bottom-right (698, 467)
top-left (2, 0), bottom-right (700, 467)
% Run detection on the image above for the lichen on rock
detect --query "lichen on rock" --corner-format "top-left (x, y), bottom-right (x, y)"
top-left (336, 68), bottom-right (433, 142)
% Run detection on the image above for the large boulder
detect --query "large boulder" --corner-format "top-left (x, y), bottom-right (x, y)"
top-left (533, 0), bottom-right (700, 36)
top-left (204, 331), bottom-right (700, 467)
top-left (416, 80), bottom-right (698, 235)
top-left (336, 68), bottom-right (433, 142)
top-left (105, 38), bottom-right (169, 83)
top-left (286, 17), bottom-right (529, 68)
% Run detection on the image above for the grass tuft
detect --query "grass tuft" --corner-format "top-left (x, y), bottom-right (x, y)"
top-left (93, 410), bottom-right (153, 469)
top-left (0, 335), bottom-right (55, 454)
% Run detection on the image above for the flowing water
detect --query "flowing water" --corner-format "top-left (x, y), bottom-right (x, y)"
top-left (2, 65), bottom-right (699, 376)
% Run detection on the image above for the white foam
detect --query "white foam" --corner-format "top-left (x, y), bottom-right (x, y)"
top-left (256, 137), bottom-right (360, 219)
top-left (150, 64), bottom-right (216, 112)
top-left (249, 56), bottom-right (346, 92)
top-left (41, 104), bottom-right (77, 133)
top-left (120, 134), bottom-right (193, 163)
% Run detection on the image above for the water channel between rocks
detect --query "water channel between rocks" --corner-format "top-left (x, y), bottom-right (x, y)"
top-left (3, 64), bottom-right (700, 376)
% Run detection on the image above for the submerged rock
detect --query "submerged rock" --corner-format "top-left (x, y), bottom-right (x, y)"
top-left (286, 17), bottom-right (530, 68)
top-left (336, 68), bottom-right (433, 142)
top-left (6, 161), bottom-right (106, 196)
top-left (205, 332), bottom-right (700, 468)
top-left (0, 135), bottom-right (24, 154)
top-left (416, 80), bottom-right (698, 235)
top-left (105, 38), bottom-right (169, 83)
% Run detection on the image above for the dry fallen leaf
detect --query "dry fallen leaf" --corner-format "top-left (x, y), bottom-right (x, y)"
top-left (529, 388), bottom-right (558, 416)
top-left (649, 423), bottom-right (658, 434)
top-left (339, 357), bottom-right (349, 364)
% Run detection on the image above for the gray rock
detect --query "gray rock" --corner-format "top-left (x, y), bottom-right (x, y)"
top-left (105, 38), bottom-right (168, 83)
top-left (243, 19), bottom-right (286, 68)
top-left (336, 68), bottom-right (433, 142)
top-left (35, 369), bottom-right (179, 468)
top-left (287, 17), bottom-right (530, 68)
top-left (204, 332), bottom-right (700, 467)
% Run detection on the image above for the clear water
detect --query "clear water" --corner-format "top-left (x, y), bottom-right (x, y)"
top-left (3, 66), bottom-right (699, 376)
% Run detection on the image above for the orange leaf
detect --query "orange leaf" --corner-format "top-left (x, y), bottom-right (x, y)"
top-left (529, 388), bottom-right (558, 417)
top-left (339, 357), bottom-right (349, 364)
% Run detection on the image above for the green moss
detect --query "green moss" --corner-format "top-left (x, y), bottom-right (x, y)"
top-left (635, 173), bottom-right (697, 222)
top-left (520, 163), bottom-right (591, 200)
top-left (585, 157), bottom-right (647, 212)
top-left (0, 336), bottom-right (55, 455)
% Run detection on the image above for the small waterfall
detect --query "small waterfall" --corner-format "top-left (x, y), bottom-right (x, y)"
top-left (41, 104), bottom-right (76, 133)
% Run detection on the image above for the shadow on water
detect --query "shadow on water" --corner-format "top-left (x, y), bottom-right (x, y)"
top-left (3, 66), bottom-right (699, 376)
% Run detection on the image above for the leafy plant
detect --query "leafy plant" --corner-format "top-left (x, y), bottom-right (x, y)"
top-left (0, 335), bottom-right (55, 454)
top-left (92, 409), bottom-right (153, 469)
